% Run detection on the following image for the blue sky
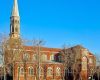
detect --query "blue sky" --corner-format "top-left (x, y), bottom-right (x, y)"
top-left (0, 0), bottom-right (100, 54)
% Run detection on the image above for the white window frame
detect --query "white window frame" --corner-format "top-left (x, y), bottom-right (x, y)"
top-left (47, 67), bottom-right (53, 76)
top-left (56, 67), bottom-right (61, 76)
top-left (19, 67), bottom-right (24, 76)
top-left (28, 67), bottom-right (34, 76)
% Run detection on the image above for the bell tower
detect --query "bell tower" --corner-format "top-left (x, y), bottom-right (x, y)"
top-left (10, 0), bottom-right (20, 39)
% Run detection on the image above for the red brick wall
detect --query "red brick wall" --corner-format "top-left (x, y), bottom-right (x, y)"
top-left (14, 62), bottom-right (63, 80)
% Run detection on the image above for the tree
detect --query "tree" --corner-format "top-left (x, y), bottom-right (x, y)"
top-left (0, 33), bottom-right (23, 80)
top-left (60, 44), bottom-right (74, 80)
top-left (60, 45), bottom-right (82, 80)
top-left (0, 33), bottom-right (9, 80)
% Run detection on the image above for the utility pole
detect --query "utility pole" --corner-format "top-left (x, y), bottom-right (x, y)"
top-left (32, 39), bottom-right (44, 80)
top-left (23, 50), bottom-right (28, 80)
top-left (37, 41), bottom-right (40, 80)
top-left (33, 39), bottom-right (43, 80)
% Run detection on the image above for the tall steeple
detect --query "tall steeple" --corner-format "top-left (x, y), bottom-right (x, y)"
top-left (10, 0), bottom-right (20, 39)
top-left (12, 0), bottom-right (19, 16)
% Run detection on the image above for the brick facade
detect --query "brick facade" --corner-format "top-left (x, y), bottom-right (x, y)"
top-left (11, 46), bottom-right (64, 80)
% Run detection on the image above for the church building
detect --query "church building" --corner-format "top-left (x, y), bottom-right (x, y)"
top-left (2, 0), bottom-right (96, 80)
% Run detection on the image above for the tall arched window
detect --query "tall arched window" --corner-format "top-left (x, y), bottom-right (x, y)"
top-left (82, 56), bottom-right (87, 70)
top-left (47, 67), bottom-right (53, 76)
top-left (39, 67), bottom-right (44, 75)
top-left (58, 55), bottom-right (62, 62)
top-left (19, 67), bottom-right (24, 75)
top-left (56, 67), bottom-right (61, 76)
top-left (28, 67), bottom-right (34, 76)
top-left (15, 27), bottom-right (18, 32)
top-left (12, 26), bottom-right (14, 33)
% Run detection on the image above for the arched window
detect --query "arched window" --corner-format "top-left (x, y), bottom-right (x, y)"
top-left (39, 67), bottom-right (44, 75)
top-left (15, 27), bottom-right (18, 32)
top-left (56, 67), bottom-right (61, 76)
top-left (28, 67), bottom-right (34, 76)
top-left (32, 54), bottom-right (37, 61)
top-left (12, 26), bottom-right (14, 33)
top-left (82, 56), bottom-right (87, 70)
top-left (19, 67), bottom-right (24, 75)
top-left (41, 54), bottom-right (47, 61)
top-left (50, 54), bottom-right (54, 61)
top-left (58, 55), bottom-right (62, 62)
top-left (47, 67), bottom-right (53, 76)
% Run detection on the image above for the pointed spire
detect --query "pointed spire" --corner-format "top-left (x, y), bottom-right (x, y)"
top-left (12, 0), bottom-right (19, 16)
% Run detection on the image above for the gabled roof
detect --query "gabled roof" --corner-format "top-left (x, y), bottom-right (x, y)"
top-left (71, 45), bottom-right (85, 49)
top-left (73, 45), bottom-right (94, 56)
top-left (61, 45), bottom-right (94, 56)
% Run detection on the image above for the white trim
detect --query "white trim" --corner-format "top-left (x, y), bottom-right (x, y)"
top-left (28, 66), bottom-right (34, 76)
